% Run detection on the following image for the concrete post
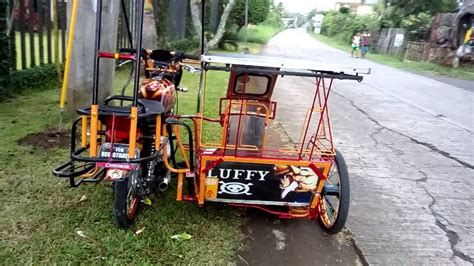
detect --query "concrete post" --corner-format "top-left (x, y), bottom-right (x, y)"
top-left (66, 0), bottom-right (120, 114)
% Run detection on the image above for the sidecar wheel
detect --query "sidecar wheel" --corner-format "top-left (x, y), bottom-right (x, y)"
top-left (114, 178), bottom-right (139, 228)
top-left (318, 150), bottom-right (350, 234)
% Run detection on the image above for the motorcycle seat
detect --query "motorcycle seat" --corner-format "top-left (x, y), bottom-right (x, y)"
top-left (77, 97), bottom-right (165, 118)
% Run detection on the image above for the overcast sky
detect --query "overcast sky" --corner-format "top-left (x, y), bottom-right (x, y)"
top-left (276, 0), bottom-right (337, 14)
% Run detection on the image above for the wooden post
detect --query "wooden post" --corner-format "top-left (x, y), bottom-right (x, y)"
top-left (66, 0), bottom-right (120, 114)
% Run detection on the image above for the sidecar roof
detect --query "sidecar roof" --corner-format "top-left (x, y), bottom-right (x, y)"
top-left (201, 53), bottom-right (371, 76)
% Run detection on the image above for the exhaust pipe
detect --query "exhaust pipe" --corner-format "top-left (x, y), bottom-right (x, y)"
top-left (158, 173), bottom-right (171, 192)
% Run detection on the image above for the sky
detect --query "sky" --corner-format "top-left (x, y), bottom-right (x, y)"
top-left (276, 0), bottom-right (337, 14)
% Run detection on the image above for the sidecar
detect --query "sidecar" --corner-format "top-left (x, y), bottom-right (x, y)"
top-left (167, 54), bottom-right (370, 233)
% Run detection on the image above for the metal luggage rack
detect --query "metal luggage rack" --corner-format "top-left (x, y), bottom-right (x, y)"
top-left (201, 53), bottom-right (371, 81)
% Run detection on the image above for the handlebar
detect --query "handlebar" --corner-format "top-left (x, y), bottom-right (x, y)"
top-left (118, 48), bottom-right (201, 62)
top-left (98, 51), bottom-right (135, 60)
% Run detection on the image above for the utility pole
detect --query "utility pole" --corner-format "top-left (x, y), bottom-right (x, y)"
top-left (66, 0), bottom-right (120, 114)
top-left (244, 0), bottom-right (248, 43)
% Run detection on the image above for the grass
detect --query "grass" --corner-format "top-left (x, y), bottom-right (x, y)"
top-left (313, 34), bottom-right (474, 81)
top-left (237, 24), bottom-right (282, 44)
top-left (0, 69), bottom-right (242, 264)
top-left (212, 41), bottom-right (264, 55)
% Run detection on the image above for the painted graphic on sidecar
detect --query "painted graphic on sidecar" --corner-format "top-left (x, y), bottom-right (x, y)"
top-left (205, 162), bottom-right (320, 203)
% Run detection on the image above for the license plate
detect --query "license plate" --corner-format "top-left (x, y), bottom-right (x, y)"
top-left (96, 143), bottom-right (140, 170)
top-left (98, 143), bottom-right (140, 160)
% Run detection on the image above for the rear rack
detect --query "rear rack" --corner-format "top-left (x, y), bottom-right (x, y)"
top-left (52, 159), bottom-right (105, 187)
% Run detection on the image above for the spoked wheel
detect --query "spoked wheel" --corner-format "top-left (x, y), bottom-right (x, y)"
top-left (318, 150), bottom-right (350, 234)
top-left (114, 173), bottom-right (140, 228)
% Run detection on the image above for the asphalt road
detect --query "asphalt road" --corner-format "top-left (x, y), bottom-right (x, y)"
top-left (238, 29), bottom-right (474, 265)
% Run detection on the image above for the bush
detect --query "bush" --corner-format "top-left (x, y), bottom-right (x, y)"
top-left (230, 0), bottom-right (271, 28)
top-left (168, 38), bottom-right (200, 52)
top-left (2, 65), bottom-right (59, 99)
top-left (321, 10), bottom-right (380, 44)
top-left (261, 10), bottom-right (284, 29)
top-left (401, 12), bottom-right (433, 41)
top-left (237, 24), bottom-right (280, 44)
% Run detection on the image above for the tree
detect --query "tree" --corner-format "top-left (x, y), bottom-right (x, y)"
top-left (306, 9), bottom-right (317, 21)
top-left (339, 7), bottom-right (351, 14)
top-left (274, 2), bottom-right (284, 16)
top-left (401, 12), bottom-right (433, 41)
top-left (230, 0), bottom-right (270, 28)
top-left (384, 0), bottom-right (458, 17)
top-left (377, 0), bottom-right (457, 30)
top-left (190, 0), bottom-right (236, 50)
top-left (151, 0), bottom-right (169, 47)
top-left (0, 0), bottom-right (13, 96)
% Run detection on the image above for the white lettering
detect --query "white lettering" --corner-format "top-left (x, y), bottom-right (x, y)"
top-left (219, 169), bottom-right (232, 179)
top-left (245, 170), bottom-right (258, 180)
top-left (209, 168), bottom-right (270, 181)
top-left (207, 169), bottom-right (215, 177)
top-left (233, 169), bottom-right (245, 180)
top-left (258, 171), bottom-right (269, 181)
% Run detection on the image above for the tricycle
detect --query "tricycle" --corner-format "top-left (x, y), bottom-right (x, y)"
top-left (53, 0), bottom-right (370, 233)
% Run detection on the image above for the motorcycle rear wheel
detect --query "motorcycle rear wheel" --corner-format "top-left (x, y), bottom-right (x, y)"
top-left (114, 178), bottom-right (139, 228)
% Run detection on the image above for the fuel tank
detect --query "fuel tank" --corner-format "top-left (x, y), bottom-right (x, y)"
top-left (139, 78), bottom-right (177, 113)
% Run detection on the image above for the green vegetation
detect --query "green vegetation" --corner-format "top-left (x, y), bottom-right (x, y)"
top-left (213, 41), bottom-right (263, 54)
top-left (321, 0), bottom-right (458, 44)
top-left (321, 11), bottom-right (380, 44)
top-left (235, 6), bottom-right (284, 45)
top-left (230, 0), bottom-right (271, 28)
top-left (400, 12), bottom-right (433, 41)
top-left (2, 62), bottom-right (60, 98)
top-left (313, 34), bottom-right (474, 81)
top-left (153, 0), bottom-right (281, 53)
top-left (381, 0), bottom-right (458, 28)
top-left (237, 24), bottom-right (280, 44)
top-left (0, 1), bottom-right (14, 97)
top-left (0, 69), bottom-right (242, 264)
top-left (4, 64), bottom-right (60, 98)
top-left (316, 0), bottom-right (474, 79)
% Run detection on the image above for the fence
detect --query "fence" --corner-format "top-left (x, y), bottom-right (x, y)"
top-left (404, 41), bottom-right (430, 61)
top-left (11, 0), bottom-right (139, 71)
top-left (117, 0), bottom-right (137, 50)
top-left (374, 28), bottom-right (406, 57)
top-left (12, 0), bottom-right (68, 70)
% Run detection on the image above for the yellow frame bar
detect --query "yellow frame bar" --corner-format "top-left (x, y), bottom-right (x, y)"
top-left (128, 107), bottom-right (138, 158)
top-left (155, 116), bottom-right (162, 151)
top-left (89, 105), bottom-right (99, 156)
top-left (81, 116), bottom-right (88, 148)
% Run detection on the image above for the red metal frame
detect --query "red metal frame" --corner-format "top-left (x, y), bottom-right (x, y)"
top-left (203, 75), bottom-right (335, 161)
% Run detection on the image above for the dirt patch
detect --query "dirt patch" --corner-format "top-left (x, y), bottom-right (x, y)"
top-left (17, 127), bottom-right (70, 150)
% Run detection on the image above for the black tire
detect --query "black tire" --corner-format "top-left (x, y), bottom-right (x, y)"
top-left (318, 150), bottom-right (350, 234)
top-left (114, 178), bottom-right (139, 229)
top-left (242, 116), bottom-right (265, 148)
top-left (227, 115), bottom-right (265, 149)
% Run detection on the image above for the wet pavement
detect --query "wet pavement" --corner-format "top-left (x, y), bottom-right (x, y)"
top-left (237, 211), bottom-right (362, 266)
top-left (238, 29), bottom-right (474, 265)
